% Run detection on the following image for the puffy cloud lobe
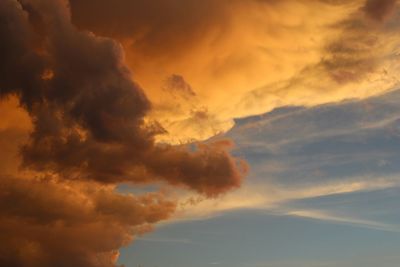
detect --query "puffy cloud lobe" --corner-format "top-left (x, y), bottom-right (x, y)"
top-left (0, 176), bottom-right (175, 267)
top-left (146, 140), bottom-right (247, 197)
top-left (0, 0), bottom-right (45, 107)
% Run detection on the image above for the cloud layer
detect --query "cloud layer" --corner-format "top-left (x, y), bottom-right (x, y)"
top-left (70, 0), bottom-right (400, 143)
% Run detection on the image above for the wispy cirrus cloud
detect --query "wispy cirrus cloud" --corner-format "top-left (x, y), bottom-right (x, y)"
top-left (171, 88), bottom-right (400, 233)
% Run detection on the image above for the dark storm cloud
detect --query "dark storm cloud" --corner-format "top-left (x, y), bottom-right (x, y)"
top-left (0, 0), bottom-right (246, 194)
top-left (0, 0), bottom-right (247, 266)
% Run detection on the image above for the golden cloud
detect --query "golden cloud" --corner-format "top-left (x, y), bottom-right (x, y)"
top-left (70, 0), bottom-right (400, 143)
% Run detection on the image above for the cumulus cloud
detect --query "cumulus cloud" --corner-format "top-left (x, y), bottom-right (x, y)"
top-left (0, 0), bottom-right (247, 266)
top-left (0, 175), bottom-right (175, 267)
top-left (0, 0), bottom-right (246, 194)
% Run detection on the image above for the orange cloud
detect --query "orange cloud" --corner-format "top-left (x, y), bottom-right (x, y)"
top-left (0, 0), bottom-right (247, 266)
top-left (1, 0), bottom-right (399, 265)
top-left (0, 0), bottom-right (246, 195)
top-left (0, 175), bottom-right (175, 267)
top-left (69, 0), bottom-right (400, 143)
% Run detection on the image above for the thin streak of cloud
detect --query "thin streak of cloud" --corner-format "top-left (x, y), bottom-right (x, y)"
top-left (286, 209), bottom-right (400, 233)
top-left (135, 237), bottom-right (194, 245)
top-left (168, 175), bottom-right (400, 222)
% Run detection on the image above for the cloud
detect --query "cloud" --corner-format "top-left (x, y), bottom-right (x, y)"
top-left (170, 88), bottom-right (400, 225)
top-left (237, 2), bottom-right (400, 119)
top-left (286, 209), bottom-right (400, 232)
top-left (69, 0), bottom-right (400, 143)
top-left (69, 0), bottom-right (233, 55)
top-left (0, 0), bottom-right (246, 195)
top-left (0, 0), bottom-right (247, 266)
top-left (1, 0), bottom-right (399, 265)
top-left (0, 175), bottom-right (175, 267)
top-left (364, 0), bottom-right (397, 22)
top-left (172, 174), bottom-right (400, 222)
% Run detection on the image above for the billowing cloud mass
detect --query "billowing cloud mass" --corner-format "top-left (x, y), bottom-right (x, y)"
top-left (70, 0), bottom-right (400, 143)
top-left (0, 176), bottom-right (175, 267)
top-left (0, 0), bottom-right (246, 266)
top-left (0, 0), bottom-right (246, 193)
top-left (1, 0), bottom-right (399, 266)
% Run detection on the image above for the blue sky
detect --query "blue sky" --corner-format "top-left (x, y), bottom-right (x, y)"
top-left (119, 88), bottom-right (400, 267)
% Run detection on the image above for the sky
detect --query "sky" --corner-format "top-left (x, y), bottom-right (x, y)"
top-left (0, 0), bottom-right (400, 267)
